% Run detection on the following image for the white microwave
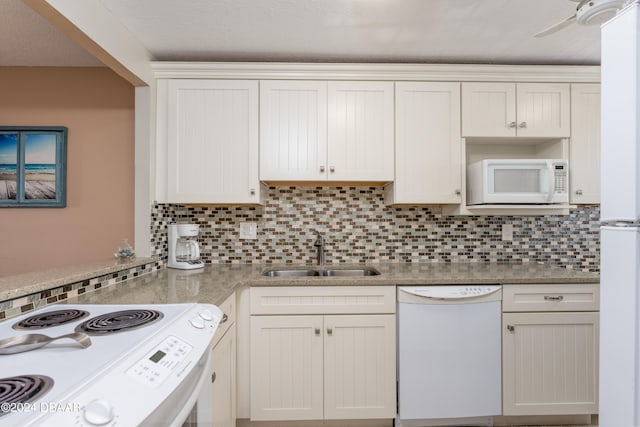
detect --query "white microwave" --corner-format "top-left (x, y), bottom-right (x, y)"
top-left (467, 159), bottom-right (569, 205)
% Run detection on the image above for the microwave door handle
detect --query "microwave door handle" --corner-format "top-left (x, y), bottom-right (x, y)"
top-left (546, 160), bottom-right (555, 202)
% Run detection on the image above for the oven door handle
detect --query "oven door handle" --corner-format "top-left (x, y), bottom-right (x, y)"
top-left (168, 355), bottom-right (211, 427)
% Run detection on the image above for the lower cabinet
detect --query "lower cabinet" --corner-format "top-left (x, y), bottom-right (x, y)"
top-left (250, 286), bottom-right (396, 421)
top-left (212, 324), bottom-right (236, 427)
top-left (210, 293), bottom-right (237, 427)
top-left (502, 284), bottom-right (600, 416)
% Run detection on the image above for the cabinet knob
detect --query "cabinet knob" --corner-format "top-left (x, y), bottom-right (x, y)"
top-left (508, 121), bottom-right (517, 129)
top-left (327, 327), bottom-right (333, 335)
top-left (519, 122), bottom-right (527, 128)
top-left (220, 313), bottom-right (228, 324)
top-left (507, 325), bottom-right (515, 332)
top-left (455, 189), bottom-right (461, 196)
top-left (250, 188), bottom-right (256, 195)
top-left (315, 328), bottom-right (320, 336)
top-left (211, 372), bottom-right (216, 383)
top-left (575, 189), bottom-right (583, 196)
top-left (320, 165), bottom-right (325, 173)
top-left (329, 166), bottom-right (335, 173)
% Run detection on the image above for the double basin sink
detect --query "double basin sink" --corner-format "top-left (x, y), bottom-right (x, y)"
top-left (262, 266), bottom-right (380, 277)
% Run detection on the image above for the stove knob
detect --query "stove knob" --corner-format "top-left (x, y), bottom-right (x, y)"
top-left (83, 399), bottom-right (114, 425)
top-left (199, 309), bottom-right (213, 321)
top-left (190, 317), bottom-right (205, 329)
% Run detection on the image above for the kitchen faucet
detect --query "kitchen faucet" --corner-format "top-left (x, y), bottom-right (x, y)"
top-left (313, 229), bottom-right (326, 266)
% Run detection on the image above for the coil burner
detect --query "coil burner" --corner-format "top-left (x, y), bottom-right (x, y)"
top-left (12, 309), bottom-right (90, 330)
top-left (0, 375), bottom-right (54, 417)
top-left (75, 310), bottom-right (164, 335)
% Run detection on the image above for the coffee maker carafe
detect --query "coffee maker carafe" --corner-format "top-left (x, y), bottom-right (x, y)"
top-left (168, 223), bottom-right (204, 270)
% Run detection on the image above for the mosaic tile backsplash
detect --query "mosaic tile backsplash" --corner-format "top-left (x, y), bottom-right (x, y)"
top-left (151, 187), bottom-right (600, 272)
top-left (0, 261), bottom-right (162, 321)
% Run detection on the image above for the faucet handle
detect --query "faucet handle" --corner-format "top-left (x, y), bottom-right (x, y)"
top-left (312, 229), bottom-right (325, 245)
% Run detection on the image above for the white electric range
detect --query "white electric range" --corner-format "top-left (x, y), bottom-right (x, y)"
top-left (0, 303), bottom-right (222, 426)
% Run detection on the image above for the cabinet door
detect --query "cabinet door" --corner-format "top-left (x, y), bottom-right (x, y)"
top-left (323, 315), bottom-right (396, 419)
top-left (327, 82), bottom-right (394, 181)
top-left (516, 83), bottom-right (571, 137)
top-left (250, 315), bottom-right (324, 421)
top-left (570, 84), bottom-right (601, 204)
top-left (167, 79), bottom-right (259, 203)
top-left (260, 81), bottom-right (328, 181)
top-left (502, 312), bottom-right (599, 416)
top-left (461, 82), bottom-right (517, 137)
top-left (394, 82), bottom-right (461, 203)
top-left (212, 324), bottom-right (236, 427)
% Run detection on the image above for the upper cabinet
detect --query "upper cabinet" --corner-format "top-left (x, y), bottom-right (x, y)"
top-left (386, 82), bottom-right (462, 204)
top-left (152, 63), bottom-right (599, 208)
top-left (570, 84), bottom-right (601, 204)
top-left (158, 79), bottom-right (263, 204)
top-left (462, 83), bottom-right (571, 138)
top-left (259, 81), bottom-right (328, 181)
top-left (259, 80), bottom-right (394, 182)
top-left (327, 82), bottom-right (394, 181)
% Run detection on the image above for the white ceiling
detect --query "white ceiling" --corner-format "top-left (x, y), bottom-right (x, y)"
top-left (2, 0), bottom-right (602, 67)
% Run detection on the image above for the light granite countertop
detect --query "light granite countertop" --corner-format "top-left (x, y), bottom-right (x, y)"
top-left (0, 257), bottom-right (156, 302)
top-left (61, 262), bottom-right (600, 307)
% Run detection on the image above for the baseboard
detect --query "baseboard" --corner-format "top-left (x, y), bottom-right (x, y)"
top-left (493, 414), bottom-right (595, 426)
top-left (237, 419), bottom-right (393, 427)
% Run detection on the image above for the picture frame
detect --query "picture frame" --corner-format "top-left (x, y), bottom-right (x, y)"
top-left (0, 126), bottom-right (67, 207)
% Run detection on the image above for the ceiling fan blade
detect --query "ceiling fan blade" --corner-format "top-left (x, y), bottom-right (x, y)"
top-left (534, 14), bottom-right (577, 37)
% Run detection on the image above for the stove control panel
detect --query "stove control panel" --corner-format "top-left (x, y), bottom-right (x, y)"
top-left (125, 336), bottom-right (193, 387)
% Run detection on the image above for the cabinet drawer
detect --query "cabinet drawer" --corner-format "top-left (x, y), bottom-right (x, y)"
top-left (250, 286), bottom-right (396, 315)
top-left (213, 292), bottom-right (235, 346)
top-left (502, 284), bottom-right (599, 312)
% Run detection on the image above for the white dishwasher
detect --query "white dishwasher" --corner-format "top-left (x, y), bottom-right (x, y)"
top-left (397, 285), bottom-right (502, 427)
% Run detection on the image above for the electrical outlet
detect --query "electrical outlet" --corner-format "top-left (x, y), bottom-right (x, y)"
top-left (501, 224), bottom-right (513, 241)
top-left (239, 222), bottom-right (257, 240)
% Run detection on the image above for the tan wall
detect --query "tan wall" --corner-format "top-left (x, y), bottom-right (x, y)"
top-left (0, 67), bottom-right (135, 277)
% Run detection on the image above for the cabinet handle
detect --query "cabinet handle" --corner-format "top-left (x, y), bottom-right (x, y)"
top-left (508, 121), bottom-right (517, 129)
top-left (329, 166), bottom-right (335, 173)
top-left (519, 122), bottom-right (527, 128)
top-left (220, 313), bottom-right (228, 324)
top-left (211, 372), bottom-right (216, 384)
top-left (315, 328), bottom-right (320, 336)
top-left (575, 189), bottom-right (583, 196)
top-left (320, 165), bottom-right (325, 173)
top-left (544, 295), bottom-right (564, 301)
top-left (507, 325), bottom-right (515, 332)
top-left (454, 189), bottom-right (461, 196)
top-left (250, 188), bottom-right (256, 195)
top-left (327, 327), bottom-right (333, 335)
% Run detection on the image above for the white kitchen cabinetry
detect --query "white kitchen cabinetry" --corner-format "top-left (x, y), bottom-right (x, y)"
top-left (462, 82), bottom-right (570, 138)
top-left (327, 82), bottom-right (394, 181)
top-left (210, 293), bottom-right (236, 427)
top-left (502, 284), bottom-right (599, 416)
top-left (259, 80), bottom-right (328, 181)
top-left (386, 82), bottom-right (462, 204)
top-left (160, 79), bottom-right (263, 204)
top-left (250, 286), bottom-right (396, 421)
top-left (259, 81), bottom-right (394, 182)
top-left (570, 84), bottom-right (601, 204)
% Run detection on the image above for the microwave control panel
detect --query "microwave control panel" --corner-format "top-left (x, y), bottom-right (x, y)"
top-left (553, 163), bottom-right (568, 193)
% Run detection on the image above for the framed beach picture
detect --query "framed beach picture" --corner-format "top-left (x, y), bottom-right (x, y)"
top-left (0, 127), bottom-right (67, 207)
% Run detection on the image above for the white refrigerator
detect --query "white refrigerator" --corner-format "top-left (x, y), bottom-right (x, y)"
top-left (599, 1), bottom-right (640, 425)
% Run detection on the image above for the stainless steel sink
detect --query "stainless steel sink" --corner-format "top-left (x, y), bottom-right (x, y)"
top-left (322, 267), bottom-right (380, 276)
top-left (261, 267), bottom-right (380, 277)
top-left (261, 268), bottom-right (320, 277)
